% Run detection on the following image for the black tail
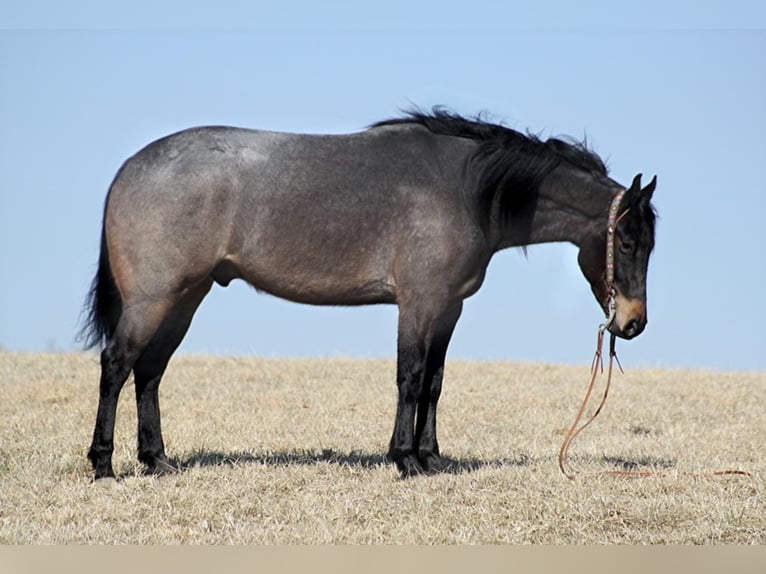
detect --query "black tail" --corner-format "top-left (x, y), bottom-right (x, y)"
top-left (79, 225), bottom-right (122, 350)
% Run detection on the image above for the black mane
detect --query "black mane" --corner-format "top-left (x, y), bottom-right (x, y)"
top-left (372, 108), bottom-right (609, 243)
top-left (372, 108), bottom-right (608, 177)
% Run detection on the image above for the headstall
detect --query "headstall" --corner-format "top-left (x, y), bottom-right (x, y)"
top-left (603, 187), bottom-right (629, 330)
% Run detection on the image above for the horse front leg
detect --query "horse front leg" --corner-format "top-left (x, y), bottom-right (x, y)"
top-left (414, 302), bottom-right (462, 474)
top-left (388, 301), bottom-right (462, 477)
top-left (388, 339), bottom-right (427, 477)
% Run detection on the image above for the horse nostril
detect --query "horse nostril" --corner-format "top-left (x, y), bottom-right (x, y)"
top-left (624, 318), bottom-right (640, 337)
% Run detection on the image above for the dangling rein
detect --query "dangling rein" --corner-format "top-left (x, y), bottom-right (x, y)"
top-left (557, 187), bottom-right (627, 480)
top-left (557, 189), bottom-right (750, 480)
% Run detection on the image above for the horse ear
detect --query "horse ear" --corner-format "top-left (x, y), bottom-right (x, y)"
top-left (641, 175), bottom-right (657, 200)
top-left (622, 173), bottom-right (643, 207)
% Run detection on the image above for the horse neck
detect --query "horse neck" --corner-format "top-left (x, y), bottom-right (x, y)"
top-left (491, 164), bottom-right (615, 251)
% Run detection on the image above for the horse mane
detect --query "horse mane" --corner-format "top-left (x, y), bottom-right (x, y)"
top-left (372, 108), bottom-right (609, 244)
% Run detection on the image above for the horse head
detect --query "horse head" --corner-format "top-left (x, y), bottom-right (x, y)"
top-left (579, 173), bottom-right (657, 339)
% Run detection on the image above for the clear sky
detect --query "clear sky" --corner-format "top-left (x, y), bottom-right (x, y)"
top-left (1, 1), bottom-right (764, 371)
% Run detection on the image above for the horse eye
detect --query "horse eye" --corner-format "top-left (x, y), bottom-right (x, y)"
top-left (620, 238), bottom-right (635, 255)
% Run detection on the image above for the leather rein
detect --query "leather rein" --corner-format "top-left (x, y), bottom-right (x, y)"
top-left (557, 187), bottom-right (627, 480)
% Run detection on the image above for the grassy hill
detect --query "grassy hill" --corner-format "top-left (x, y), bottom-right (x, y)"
top-left (1, 352), bottom-right (763, 543)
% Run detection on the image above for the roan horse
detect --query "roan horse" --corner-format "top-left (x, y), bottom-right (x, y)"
top-left (81, 109), bottom-right (657, 479)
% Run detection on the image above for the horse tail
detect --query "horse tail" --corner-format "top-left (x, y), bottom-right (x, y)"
top-left (79, 222), bottom-right (122, 350)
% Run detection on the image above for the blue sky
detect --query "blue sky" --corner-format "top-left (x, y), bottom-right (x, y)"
top-left (1, 2), bottom-right (764, 371)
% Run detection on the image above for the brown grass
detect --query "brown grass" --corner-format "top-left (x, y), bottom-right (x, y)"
top-left (0, 352), bottom-right (763, 544)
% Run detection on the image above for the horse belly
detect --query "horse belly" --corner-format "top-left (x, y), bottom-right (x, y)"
top-left (227, 238), bottom-right (397, 306)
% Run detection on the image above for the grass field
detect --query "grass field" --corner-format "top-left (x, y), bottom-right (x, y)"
top-left (0, 352), bottom-right (763, 544)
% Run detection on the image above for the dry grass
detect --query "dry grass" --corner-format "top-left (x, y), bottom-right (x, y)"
top-left (0, 352), bottom-right (763, 544)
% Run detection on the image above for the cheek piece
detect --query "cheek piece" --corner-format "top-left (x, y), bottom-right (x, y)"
top-left (603, 187), bottom-right (629, 331)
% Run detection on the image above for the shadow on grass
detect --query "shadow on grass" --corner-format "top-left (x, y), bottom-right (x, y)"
top-left (169, 448), bottom-right (535, 477)
top-left (602, 454), bottom-right (676, 471)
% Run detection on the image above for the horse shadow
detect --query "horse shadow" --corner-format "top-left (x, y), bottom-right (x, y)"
top-left (158, 448), bottom-right (535, 477)
top-left (601, 454), bottom-right (676, 471)
top-left (122, 450), bottom-right (675, 480)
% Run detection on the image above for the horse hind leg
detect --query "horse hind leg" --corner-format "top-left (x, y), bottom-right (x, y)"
top-left (88, 297), bottom-right (178, 479)
top-left (132, 279), bottom-right (213, 475)
top-left (88, 341), bottom-right (133, 478)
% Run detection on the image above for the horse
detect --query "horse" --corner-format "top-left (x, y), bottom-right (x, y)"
top-left (81, 108), bottom-right (657, 479)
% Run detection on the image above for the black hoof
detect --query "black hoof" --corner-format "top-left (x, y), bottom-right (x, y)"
top-left (88, 449), bottom-right (115, 480)
top-left (394, 454), bottom-right (426, 478)
top-left (93, 468), bottom-right (115, 480)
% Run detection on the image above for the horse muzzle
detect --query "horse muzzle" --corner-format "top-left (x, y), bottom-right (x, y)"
top-left (607, 294), bottom-right (647, 340)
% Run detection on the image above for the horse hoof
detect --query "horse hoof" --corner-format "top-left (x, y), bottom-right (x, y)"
top-left (395, 454), bottom-right (426, 478)
top-left (91, 463), bottom-right (115, 481)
